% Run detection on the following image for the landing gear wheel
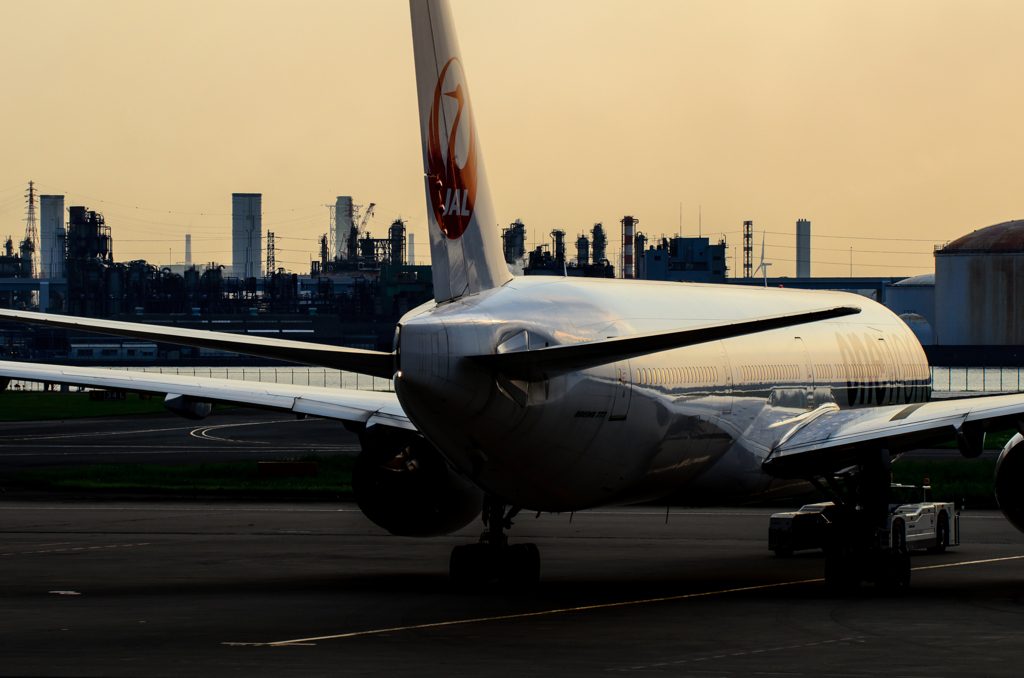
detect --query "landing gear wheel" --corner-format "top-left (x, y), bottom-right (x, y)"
top-left (929, 515), bottom-right (949, 554)
top-left (450, 499), bottom-right (541, 588)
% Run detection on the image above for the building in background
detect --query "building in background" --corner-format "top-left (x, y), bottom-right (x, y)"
top-left (231, 193), bottom-right (262, 279)
top-left (39, 195), bottom-right (65, 279)
top-left (638, 236), bottom-right (727, 284)
top-left (796, 218), bottom-right (811, 278)
top-left (514, 221), bottom-right (614, 278)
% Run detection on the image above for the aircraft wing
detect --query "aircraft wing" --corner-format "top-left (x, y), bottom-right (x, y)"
top-left (762, 393), bottom-right (1024, 478)
top-left (0, 360), bottom-right (414, 431)
top-left (0, 309), bottom-right (395, 379)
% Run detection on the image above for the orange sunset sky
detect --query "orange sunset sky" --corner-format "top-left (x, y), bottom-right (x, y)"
top-left (1, 0), bottom-right (1022, 277)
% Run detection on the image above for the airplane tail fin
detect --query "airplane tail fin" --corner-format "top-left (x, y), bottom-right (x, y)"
top-left (410, 0), bottom-right (512, 302)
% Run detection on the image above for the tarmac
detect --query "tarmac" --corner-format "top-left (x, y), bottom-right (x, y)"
top-left (2, 409), bottom-right (1023, 676)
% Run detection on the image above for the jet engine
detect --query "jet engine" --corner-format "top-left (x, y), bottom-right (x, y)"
top-left (996, 433), bottom-right (1024, 533)
top-left (353, 426), bottom-right (482, 537)
top-left (163, 393), bottom-right (213, 420)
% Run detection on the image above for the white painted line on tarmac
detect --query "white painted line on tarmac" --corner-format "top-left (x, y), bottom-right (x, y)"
top-left (0, 506), bottom-right (362, 512)
top-left (2, 542), bottom-right (150, 557)
top-left (190, 419), bottom-right (310, 442)
top-left (4, 424), bottom-right (202, 441)
top-left (912, 554), bottom-right (1024, 570)
top-left (222, 578), bottom-right (825, 647)
top-left (225, 552), bottom-right (1024, 648)
top-left (0, 446), bottom-right (359, 454)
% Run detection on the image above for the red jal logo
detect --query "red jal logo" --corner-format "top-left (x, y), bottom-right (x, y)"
top-left (427, 58), bottom-right (477, 240)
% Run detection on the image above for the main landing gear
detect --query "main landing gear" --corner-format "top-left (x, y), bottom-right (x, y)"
top-left (813, 448), bottom-right (911, 593)
top-left (450, 497), bottom-right (540, 587)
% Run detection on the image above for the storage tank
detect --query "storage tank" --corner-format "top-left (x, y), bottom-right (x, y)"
top-left (576, 234), bottom-right (590, 266)
top-left (551, 230), bottom-right (566, 266)
top-left (899, 313), bottom-right (933, 346)
top-left (389, 219), bottom-right (406, 266)
top-left (934, 219), bottom-right (1024, 345)
top-left (884, 273), bottom-right (935, 336)
top-left (592, 223), bottom-right (607, 263)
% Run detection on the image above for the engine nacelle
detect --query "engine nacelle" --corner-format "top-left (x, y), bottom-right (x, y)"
top-left (996, 433), bottom-right (1024, 533)
top-left (353, 426), bottom-right (482, 537)
top-left (163, 393), bottom-right (213, 420)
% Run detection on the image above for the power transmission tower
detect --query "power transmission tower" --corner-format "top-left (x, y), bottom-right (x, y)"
top-left (742, 220), bottom-right (753, 279)
top-left (23, 181), bottom-right (39, 278)
top-left (266, 231), bottom-right (276, 274)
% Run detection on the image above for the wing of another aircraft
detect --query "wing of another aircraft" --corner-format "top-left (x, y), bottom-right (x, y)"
top-left (0, 360), bottom-right (413, 431)
top-left (0, 309), bottom-right (396, 378)
top-left (762, 393), bottom-right (1024, 479)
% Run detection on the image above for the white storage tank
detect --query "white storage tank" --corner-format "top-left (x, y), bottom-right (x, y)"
top-left (934, 219), bottom-right (1024, 345)
top-left (885, 273), bottom-right (935, 340)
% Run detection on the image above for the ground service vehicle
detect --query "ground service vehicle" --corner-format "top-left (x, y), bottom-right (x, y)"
top-left (770, 484), bottom-right (959, 559)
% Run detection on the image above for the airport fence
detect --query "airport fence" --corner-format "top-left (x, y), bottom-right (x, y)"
top-left (4, 366), bottom-right (395, 394)
top-left (4, 365), bottom-right (1020, 395)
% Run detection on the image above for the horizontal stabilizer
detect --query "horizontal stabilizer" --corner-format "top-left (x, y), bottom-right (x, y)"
top-left (0, 309), bottom-right (395, 379)
top-left (469, 306), bottom-right (861, 381)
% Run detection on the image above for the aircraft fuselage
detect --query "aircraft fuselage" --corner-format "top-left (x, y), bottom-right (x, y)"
top-left (396, 276), bottom-right (930, 511)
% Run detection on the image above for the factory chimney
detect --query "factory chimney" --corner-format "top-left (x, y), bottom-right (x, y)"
top-left (231, 193), bottom-right (262, 278)
top-left (39, 194), bottom-right (64, 279)
top-left (621, 216), bottom-right (638, 279)
top-left (408, 233), bottom-right (415, 265)
top-left (185, 234), bottom-right (192, 266)
top-left (796, 219), bottom-right (811, 278)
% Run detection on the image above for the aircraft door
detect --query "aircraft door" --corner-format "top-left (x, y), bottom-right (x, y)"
top-left (609, 361), bottom-right (632, 421)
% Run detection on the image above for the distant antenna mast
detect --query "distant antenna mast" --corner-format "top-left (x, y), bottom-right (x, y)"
top-left (23, 181), bottom-right (39, 278)
top-left (698, 205), bottom-right (701, 239)
top-left (266, 231), bottom-right (276, 273)
top-left (742, 220), bottom-right (753, 279)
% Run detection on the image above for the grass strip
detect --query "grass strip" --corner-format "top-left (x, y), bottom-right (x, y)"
top-left (11, 454), bottom-right (355, 496)
top-left (892, 459), bottom-right (997, 509)
top-left (0, 391), bottom-right (168, 421)
top-left (935, 428), bottom-right (1017, 450)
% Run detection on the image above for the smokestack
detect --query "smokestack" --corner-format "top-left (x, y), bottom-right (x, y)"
top-left (796, 219), bottom-right (811, 278)
top-left (408, 233), bottom-right (415, 265)
top-left (185, 234), bottom-right (192, 265)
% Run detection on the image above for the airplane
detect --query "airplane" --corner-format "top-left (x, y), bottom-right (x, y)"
top-left (2, 0), bottom-right (1023, 591)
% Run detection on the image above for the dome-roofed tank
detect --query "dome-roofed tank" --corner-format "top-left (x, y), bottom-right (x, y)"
top-left (893, 272), bottom-right (934, 286)
top-left (940, 220), bottom-right (1024, 253)
top-left (935, 219), bottom-right (1024, 346)
top-left (899, 313), bottom-right (933, 346)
